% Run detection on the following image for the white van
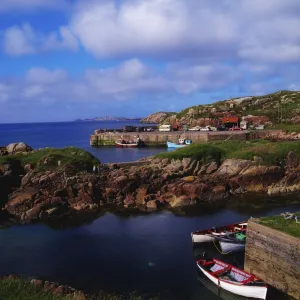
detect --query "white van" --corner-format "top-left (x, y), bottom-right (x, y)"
top-left (159, 124), bottom-right (171, 132)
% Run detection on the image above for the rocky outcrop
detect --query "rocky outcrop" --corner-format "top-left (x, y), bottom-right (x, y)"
top-left (1, 149), bottom-right (300, 225)
top-left (6, 142), bottom-right (32, 155)
top-left (140, 112), bottom-right (175, 124)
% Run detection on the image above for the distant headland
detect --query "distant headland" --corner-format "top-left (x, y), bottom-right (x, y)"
top-left (74, 116), bottom-right (141, 122)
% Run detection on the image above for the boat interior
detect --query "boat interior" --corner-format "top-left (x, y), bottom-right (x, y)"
top-left (198, 260), bottom-right (265, 286)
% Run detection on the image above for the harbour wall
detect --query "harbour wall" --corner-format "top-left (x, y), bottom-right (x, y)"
top-left (244, 219), bottom-right (300, 299)
top-left (90, 130), bottom-right (282, 146)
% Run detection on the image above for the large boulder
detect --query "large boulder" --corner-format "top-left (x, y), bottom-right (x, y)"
top-left (216, 159), bottom-right (253, 177)
top-left (6, 142), bottom-right (32, 154)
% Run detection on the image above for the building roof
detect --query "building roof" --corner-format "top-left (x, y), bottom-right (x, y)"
top-left (220, 116), bottom-right (239, 123)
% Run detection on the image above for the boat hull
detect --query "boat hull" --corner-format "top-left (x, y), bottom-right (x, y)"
top-left (167, 141), bottom-right (187, 148)
top-left (219, 241), bottom-right (245, 253)
top-left (219, 279), bottom-right (267, 300)
top-left (191, 222), bottom-right (247, 244)
top-left (197, 263), bottom-right (267, 300)
top-left (115, 142), bottom-right (138, 148)
top-left (191, 233), bottom-right (214, 243)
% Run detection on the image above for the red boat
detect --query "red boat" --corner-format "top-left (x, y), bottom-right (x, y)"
top-left (197, 258), bottom-right (267, 299)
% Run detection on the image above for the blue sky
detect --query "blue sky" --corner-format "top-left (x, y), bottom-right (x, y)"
top-left (1, 0), bottom-right (300, 123)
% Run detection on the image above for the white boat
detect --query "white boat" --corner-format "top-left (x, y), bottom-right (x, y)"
top-left (215, 232), bottom-right (246, 253)
top-left (197, 258), bottom-right (268, 299)
top-left (191, 222), bottom-right (247, 243)
top-left (167, 139), bottom-right (192, 148)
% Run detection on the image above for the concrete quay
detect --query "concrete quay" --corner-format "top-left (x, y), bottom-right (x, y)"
top-left (90, 130), bottom-right (282, 146)
top-left (245, 219), bottom-right (300, 299)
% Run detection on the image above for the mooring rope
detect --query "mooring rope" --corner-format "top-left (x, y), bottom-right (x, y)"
top-left (212, 238), bottom-right (232, 255)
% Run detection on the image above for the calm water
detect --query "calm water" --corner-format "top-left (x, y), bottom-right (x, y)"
top-left (0, 121), bottom-right (297, 299)
top-left (0, 121), bottom-right (166, 163)
top-left (0, 203), bottom-right (298, 299)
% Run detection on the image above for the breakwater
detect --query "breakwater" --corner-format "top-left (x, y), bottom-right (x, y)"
top-left (90, 130), bottom-right (283, 146)
top-left (244, 219), bottom-right (300, 299)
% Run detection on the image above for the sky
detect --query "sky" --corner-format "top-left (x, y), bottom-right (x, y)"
top-left (0, 0), bottom-right (300, 123)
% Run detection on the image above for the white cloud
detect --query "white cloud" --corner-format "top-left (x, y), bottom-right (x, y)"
top-left (0, 83), bottom-right (11, 103)
top-left (68, 0), bottom-right (300, 65)
top-left (26, 68), bottom-right (68, 84)
top-left (70, 0), bottom-right (237, 59)
top-left (3, 23), bottom-right (78, 56)
top-left (3, 24), bottom-right (36, 56)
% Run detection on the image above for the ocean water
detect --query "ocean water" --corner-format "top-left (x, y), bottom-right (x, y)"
top-left (0, 121), bottom-right (166, 163)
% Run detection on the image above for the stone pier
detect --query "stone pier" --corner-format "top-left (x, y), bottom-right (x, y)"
top-left (244, 219), bottom-right (300, 299)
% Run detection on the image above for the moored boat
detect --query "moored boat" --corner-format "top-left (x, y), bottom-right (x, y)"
top-left (115, 137), bottom-right (143, 148)
top-left (191, 222), bottom-right (247, 243)
top-left (214, 232), bottom-right (246, 253)
top-left (197, 258), bottom-right (267, 299)
top-left (167, 138), bottom-right (192, 148)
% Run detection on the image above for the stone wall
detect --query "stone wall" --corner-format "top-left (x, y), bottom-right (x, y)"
top-left (245, 219), bottom-right (300, 299)
top-left (90, 132), bottom-right (208, 146)
top-left (90, 130), bottom-right (284, 146)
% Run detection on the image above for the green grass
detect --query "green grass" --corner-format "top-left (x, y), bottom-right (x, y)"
top-left (259, 213), bottom-right (300, 237)
top-left (267, 123), bottom-right (300, 133)
top-left (0, 278), bottom-right (66, 300)
top-left (0, 278), bottom-right (160, 300)
top-left (156, 140), bottom-right (300, 165)
top-left (0, 147), bottom-right (100, 172)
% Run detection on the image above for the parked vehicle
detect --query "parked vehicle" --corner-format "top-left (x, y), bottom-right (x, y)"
top-left (217, 126), bottom-right (227, 131)
top-left (229, 126), bottom-right (242, 131)
top-left (200, 126), bottom-right (211, 131)
top-left (167, 139), bottom-right (192, 148)
top-left (159, 124), bottom-right (171, 132)
top-left (197, 258), bottom-right (267, 299)
top-left (191, 222), bottom-right (247, 243)
top-left (189, 126), bottom-right (201, 131)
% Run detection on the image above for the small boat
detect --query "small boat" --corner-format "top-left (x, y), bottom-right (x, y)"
top-left (167, 138), bottom-right (192, 148)
top-left (197, 258), bottom-right (267, 299)
top-left (214, 232), bottom-right (246, 253)
top-left (115, 137), bottom-right (143, 148)
top-left (191, 222), bottom-right (247, 243)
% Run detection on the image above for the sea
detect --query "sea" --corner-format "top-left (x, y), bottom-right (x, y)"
top-left (0, 120), bottom-right (166, 163)
top-left (0, 121), bottom-right (297, 299)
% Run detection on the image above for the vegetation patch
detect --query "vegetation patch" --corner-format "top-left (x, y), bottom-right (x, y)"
top-left (0, 278), bottom-right (66, 300)
top-left (0, 277), bottom-right (159, 300)
top-left (259, 213), bottom-right (300, 237)
top-left (0, 147), bottom-right (100, 172)
top-left (155, 140), bottom-right (300, 165)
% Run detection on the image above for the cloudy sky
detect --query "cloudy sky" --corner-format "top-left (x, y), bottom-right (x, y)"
top-left (1, 0), bottom-right (300, 123)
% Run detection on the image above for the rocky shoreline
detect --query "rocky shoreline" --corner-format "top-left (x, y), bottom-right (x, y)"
top-left (1, 141), bottom-right (300, 226)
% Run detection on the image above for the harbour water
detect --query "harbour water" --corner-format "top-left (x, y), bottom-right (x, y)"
top-left (0, 121), bottom-right (165, 163)
top-left (0, 121), bottom-right (298, 299)
top-left (0, 203), bottom-right (298, 299)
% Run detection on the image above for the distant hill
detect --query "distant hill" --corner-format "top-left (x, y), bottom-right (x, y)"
top-left (74, 116), bottom-right (141, 122)
top-left (140, 112), bottom-right (176, 124)
top-left (145, 90), bottom-right (300, 126)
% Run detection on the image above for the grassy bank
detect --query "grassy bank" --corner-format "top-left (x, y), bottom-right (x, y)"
top-left (259, 213), bottom-right (300, 237)
top-left (0, 278), bottom-right (159, 300)
top-left (0, 278), bottom-right (66, 300)
top-left (267, 123), bottom-right (300, 133)
top-left (0, 147), bottom-right (100, 172)
top-left (155, 140), bottom-right (300, 165)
